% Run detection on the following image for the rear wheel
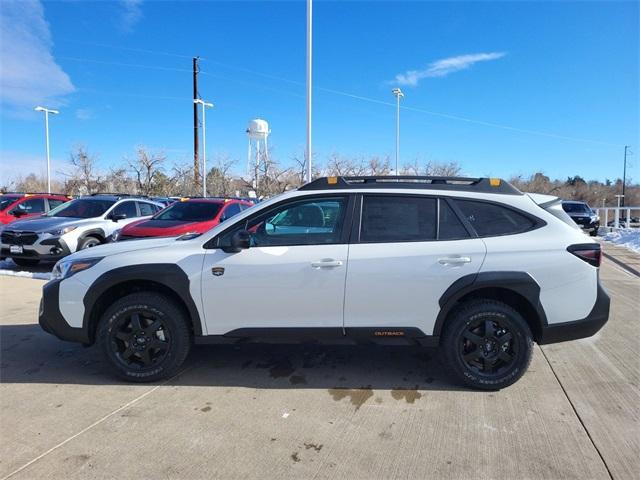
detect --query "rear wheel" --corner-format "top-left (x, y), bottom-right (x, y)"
top-left (12, 257), bottom-right (39, 267)
top-left (442, 299), bottom-right (533, 390)
top-left (97, 292), bottom-right (191, 382)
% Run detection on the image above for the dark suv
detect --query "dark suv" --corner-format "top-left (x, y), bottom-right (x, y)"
top-left (561, 201), bottom-right (599, 236)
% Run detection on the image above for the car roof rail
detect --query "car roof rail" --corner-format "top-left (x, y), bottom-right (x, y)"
top-left (298, 175), bottom-right (522, 195)
top-left (89, 193), bottom-right (152, 199)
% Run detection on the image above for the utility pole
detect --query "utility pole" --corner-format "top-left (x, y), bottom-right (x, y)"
top-left (622, 145), bottom-right (630, 207)
top-left (193, 57), bottom-right (201, 193)
top-left (306, 0), bottom-right (313, 183)
top-left (392, 88), bottom-right (404, 175)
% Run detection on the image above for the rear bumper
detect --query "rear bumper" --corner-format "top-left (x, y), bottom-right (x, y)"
top-left (39, 279), bottom-right (90, 344)
top-left (538, 281), bottom-right (610, 344)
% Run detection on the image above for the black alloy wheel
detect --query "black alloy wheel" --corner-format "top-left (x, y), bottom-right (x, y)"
top-left (98, 292), bottom-right (191, 382)
top-left (442, 299), bottom-right (533, 390)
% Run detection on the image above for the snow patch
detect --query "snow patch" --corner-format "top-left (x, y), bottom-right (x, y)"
top-left (0, 259), bottom-right (51, 280)
top-left (601, 228), bottom-right (640, 254)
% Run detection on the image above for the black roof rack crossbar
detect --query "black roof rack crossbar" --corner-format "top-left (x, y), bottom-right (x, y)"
top-left (298, 176), bottom-right (522, 195)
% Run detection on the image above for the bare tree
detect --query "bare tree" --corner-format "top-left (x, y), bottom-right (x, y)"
top-left (127, 147), bottom-right (166, 195)
top-left (206, 154), bottom-right (237, 197)
top-left (64, 146), bottom-right (104, 195)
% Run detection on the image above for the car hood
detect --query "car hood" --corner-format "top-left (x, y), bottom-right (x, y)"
top-left (3, 216), bottom-right (85, 232)
top-left (65, 236), bottom-right (179, 262)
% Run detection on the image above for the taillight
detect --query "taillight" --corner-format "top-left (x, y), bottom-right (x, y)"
top-left (567, 244), bottom-right (602, 267)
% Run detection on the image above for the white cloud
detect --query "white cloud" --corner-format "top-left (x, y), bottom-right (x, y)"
top-left (75, 108), bottom-right (93, 121)
top-left (120, 0), bottom-right (143, 32)
top-left (392, 52), bottom-right (506, 87)
top-left (0, 0), bottom-right (75, 113)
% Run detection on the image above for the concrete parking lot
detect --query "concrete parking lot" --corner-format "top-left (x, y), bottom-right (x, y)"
top-left (0, 246), bottom-right (638, 480)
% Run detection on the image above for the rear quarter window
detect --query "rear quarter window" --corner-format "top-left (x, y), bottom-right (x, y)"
top-left (455, 199), bottom-right (536, 237)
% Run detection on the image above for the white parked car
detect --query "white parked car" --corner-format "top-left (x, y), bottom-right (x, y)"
top-left (1, 195), bottom-right (163, 266)
top-left (38, 177), bottom-right (609, 389)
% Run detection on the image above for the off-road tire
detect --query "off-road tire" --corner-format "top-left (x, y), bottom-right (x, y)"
top-left (97, 292), bottom-right (191, 382)
top-left (442, 299), bottom-right (533, 390)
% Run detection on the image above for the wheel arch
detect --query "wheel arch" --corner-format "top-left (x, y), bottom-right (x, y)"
top-left (434, 272), bottom-right (547, 343)
top-left (79, 228), bottom-right (106, 243)
top-left (82, 264), bottom-right (203, 344)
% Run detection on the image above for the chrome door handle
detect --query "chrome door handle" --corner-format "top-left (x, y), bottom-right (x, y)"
top-left (438, 256), bottom-right (472, 265)
top-left (311, 259), bottom-right (343, 268)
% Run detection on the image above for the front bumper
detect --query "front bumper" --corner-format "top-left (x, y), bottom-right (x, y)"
top-left (1, 235), bottom-right (71, 261)
top-left (39, 279), bottom-right (90, 344)
top-left (538, 281), bottom-right (610, 344)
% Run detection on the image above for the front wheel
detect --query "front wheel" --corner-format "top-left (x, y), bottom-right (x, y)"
top-left (97, 292), bottom-right (192, 382)
top-left (78, 236), bottom-right (101, 250)
top-left (442, 299), bottom-right (533, 390)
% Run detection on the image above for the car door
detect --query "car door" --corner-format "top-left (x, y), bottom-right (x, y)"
top-left (104, 201), bottom-right (140, 236)
top-left (343, 194), bottom-right (486, 336)
top-left (201, 195), bottom-right (353, 335)
top-left (11, 197), bottom-right (46, 220)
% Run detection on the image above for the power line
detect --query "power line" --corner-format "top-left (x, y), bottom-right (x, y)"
top-left (59, 55), bottom-right (624, 148)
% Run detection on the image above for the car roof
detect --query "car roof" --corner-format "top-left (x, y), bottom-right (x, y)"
top-left (562, 200), bottom-right (587, 204)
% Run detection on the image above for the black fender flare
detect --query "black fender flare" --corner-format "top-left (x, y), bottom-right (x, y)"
top-left (433, 271), bottom-right (547, 337)
top-left (82, 263), bottom-right (203, 341)
top-left (78, 228), bottom-right (107, 244)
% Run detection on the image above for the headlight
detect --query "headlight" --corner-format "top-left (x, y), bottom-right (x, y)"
top-left (46, 226), bottom-right (77, 236)
top-left (590, 215), bottom-right (599, 222)
top-left (51, 257), bottom-right (102, 281)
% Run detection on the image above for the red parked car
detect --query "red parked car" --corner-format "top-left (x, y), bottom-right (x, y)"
top-left (0, 193), bottom-right (70, 225)
top-left (116, 198), bottom-right (253, 240)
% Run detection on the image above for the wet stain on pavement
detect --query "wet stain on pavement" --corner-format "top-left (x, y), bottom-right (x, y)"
top-left (304, 442), bottom-right (323, 452)
top-left (291, 452), bottom-right (301, 463)
top-left (391, 387), bottom-right (422, 404)
top-left (328, 388), bottom-right (374, 411)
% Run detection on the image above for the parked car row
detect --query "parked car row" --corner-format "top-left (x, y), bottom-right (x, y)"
top-left (0, 193), bottom-right (254, 266)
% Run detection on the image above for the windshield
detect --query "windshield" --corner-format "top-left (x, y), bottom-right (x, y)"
top-left (0, 196), bottom-right (20, 211)
top-left (562, 203), bottom-right (591, 214)
top-left (154, 202), bottom-right (223, 222)
top-left (46, 199), bottom-right (115, 218)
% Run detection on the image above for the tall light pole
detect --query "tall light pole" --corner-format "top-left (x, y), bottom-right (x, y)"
top-left (622, 145), bottom-right (632, 207)
top-left (306, 0), bottom-right (313, 183)
top-left (194, 99), bottom-right (214, 197)
top-left (392, 88), bottom-right (404, 175)
top-left (34, 106), bottom-right (59, 193)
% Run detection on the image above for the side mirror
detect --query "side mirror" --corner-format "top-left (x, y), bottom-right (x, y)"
top-left (223, 229), bottom-right (250, 253)
top-left (110, 213), bottom-right (127, 222)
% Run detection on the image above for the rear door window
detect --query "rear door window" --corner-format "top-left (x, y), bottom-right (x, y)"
top-left (360, 195), bottom-right (437, 243)
top-left (454, 199), bottom-right (535, 237)
top-left (438, 200), bottom-right (470, 240)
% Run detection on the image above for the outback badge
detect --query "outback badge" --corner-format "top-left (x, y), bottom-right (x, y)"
top-left (211, 267), bottom-right (225, 277)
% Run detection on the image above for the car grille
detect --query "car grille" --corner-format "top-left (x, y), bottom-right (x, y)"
top-left (1, 231), bottom-right (39, 245)
top-left (572, 216), bottom-right (591, 226)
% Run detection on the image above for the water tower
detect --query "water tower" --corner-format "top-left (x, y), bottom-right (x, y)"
top-left (246, 119), bottom-right (270, 189)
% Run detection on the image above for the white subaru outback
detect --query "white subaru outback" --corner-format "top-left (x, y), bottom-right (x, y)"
top-left (38, 176), bottom-right (610, 389)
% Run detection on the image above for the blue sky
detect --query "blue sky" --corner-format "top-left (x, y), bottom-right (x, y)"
top-left (1, 0), bottom-right (638, 183)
